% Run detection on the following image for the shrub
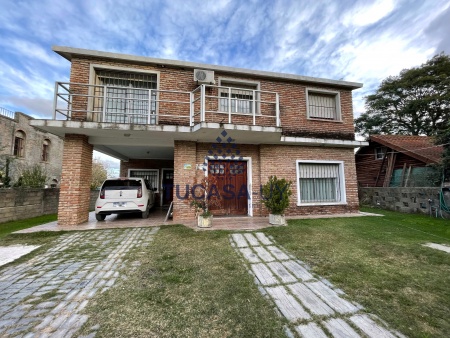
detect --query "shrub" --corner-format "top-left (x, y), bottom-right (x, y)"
top-left (261, 176), bottom-right (292, 215)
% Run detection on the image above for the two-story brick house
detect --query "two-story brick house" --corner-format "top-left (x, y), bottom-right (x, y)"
top-left (31, 46), bottom-right (367, 226)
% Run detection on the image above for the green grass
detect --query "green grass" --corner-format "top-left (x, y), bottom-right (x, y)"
top-left (81, 225), bottom-right (287, 337)
top-left (264, 207), bottom-right (450, 338)
top-left (0, 214), bottom-right (57, 239)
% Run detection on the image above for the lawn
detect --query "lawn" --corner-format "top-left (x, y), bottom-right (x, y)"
top-left (0, 214), bottom-right (57, 239)
top-left (81, 225), bottom-right (287, 337)
top-left (79, 209), bottom-right (449, 338)
top-left (265, 207), bottom-right (450, 338)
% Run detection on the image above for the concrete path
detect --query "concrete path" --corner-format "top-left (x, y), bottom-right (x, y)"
top-left (0, 227), bottom-right (159, 337)
top-left (230, 232), bottom-right (405, 338)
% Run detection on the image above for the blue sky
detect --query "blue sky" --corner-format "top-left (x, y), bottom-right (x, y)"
top-left (0, 0), bottom-right (449, 120)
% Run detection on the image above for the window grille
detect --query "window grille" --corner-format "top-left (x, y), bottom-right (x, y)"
top-left (307, 92), bottom-right (338, 120)
top-left (129, 170), bottom-right (159, 191)
top-left (219, 81), bottom-right (257, 114)
top-left (94, 70), bottom-right (158, 124)
top-left (298, 163), bottom-right (342, 203)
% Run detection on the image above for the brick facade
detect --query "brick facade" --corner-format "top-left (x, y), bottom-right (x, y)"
top-left (172, 142), bottom-right (359, 221)
top-left (68, 56), bottom-right (355, 139)
top-left (58, 134), bottom-right (93, 225)
top-left (48, 47), bottom-right (364, 225)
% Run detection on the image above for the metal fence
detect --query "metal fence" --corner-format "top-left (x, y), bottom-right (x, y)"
top-left (0, 107), bottom-right (15, 119)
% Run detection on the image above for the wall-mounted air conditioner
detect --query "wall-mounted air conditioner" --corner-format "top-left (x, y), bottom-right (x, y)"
top-left (194, 69), bottom-right (215, 84)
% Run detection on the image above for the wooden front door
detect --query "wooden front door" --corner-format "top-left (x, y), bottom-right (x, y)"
top-left (208, 160), bottom-right (248, 216)
top-left (161, 169), bottom-right (174, 206)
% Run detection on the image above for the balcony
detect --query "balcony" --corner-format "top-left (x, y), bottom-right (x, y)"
top-left (53, 82), bottom-right (280, 128)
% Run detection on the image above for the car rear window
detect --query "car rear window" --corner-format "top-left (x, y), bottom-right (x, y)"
top-left (102, 179), bottom-right (142, 190)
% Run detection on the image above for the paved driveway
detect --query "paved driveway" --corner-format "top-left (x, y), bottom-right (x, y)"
top-left (0, 227), bottom-right (159, 337)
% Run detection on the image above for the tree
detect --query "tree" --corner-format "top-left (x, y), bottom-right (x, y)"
top-left (434, 121), bottom-right (450, 182)
top-left (355, 54), bottom-right (450, 137)
top-left (91, 158), bottom-right (108, 189)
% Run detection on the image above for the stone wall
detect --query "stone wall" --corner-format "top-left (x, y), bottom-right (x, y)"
top-left (0, 188), bottom-right (100, 224)
top-left (359, 187), bottom-right (450, 219)
top-left (0, 112), bottom-right (64, 184)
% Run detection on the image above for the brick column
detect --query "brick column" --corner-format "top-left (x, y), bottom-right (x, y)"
top-left (173, 141), bottom-right (196, 221)
top-left (58, 134), bottom-right (93, 225)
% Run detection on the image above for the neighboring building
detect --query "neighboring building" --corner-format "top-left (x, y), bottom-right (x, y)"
top-left (355, 135), bottom-right (443, 187)
top-left (31, 46), bottom-right (367, 226)
top-left (0, 108), bottom-right (64, 186)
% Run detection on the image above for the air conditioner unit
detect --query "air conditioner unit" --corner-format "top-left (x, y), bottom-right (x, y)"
top-left (194, 69), bottom-right (215, 84)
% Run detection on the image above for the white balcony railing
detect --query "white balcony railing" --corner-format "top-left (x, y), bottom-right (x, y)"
top-left (53, 82), bottom-right (280, 127)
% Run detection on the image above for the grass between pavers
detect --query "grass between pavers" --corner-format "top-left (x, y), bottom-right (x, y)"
top-left (263, 207), bottom-right (450, 338)
top-left (80, 225), bottom-right (287, 338)
top-left (0, 214), bottom-right (57, 239)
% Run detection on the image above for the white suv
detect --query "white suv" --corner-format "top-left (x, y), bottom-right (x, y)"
top-left (95, 177), bottom-right (156, 221)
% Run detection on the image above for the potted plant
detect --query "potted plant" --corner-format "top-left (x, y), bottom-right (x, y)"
top-left (261, 176), bottom-right (292, 225)
top-left (188, 174), bottom-right (221, 228)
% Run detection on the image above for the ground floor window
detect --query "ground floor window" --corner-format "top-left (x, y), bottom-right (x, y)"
top-left (128, 169), bottom-right (159, 192)
top-left (296, 161), bottom-right (346, 205)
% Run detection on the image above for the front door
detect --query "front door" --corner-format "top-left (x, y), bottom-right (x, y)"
top-left (208, 160), bottom-right (248, 216)
top-left (161, 169), bottom-right (174, 206)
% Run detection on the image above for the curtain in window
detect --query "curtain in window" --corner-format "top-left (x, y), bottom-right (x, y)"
top-left (299, 164), bottom-right (341, 203)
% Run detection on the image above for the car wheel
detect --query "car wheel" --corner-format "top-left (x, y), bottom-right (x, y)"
top-left (96, 214), bottom-right (106, 221)
top-left (142, 203), bottom-right (150, 219)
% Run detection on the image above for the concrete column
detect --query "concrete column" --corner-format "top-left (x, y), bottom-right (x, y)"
top-left (58, 134), bottom-right (93, 225)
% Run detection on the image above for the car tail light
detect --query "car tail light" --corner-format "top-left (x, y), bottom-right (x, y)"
top-left (100, 189), bottom-right (105, 199)
top-left (137, 187), bottom-right (142, 198)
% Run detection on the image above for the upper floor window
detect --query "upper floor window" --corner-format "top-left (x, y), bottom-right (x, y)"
top-left (296, 160), bottom-right (346, 205)
top-left (375, 147), bottom-right (387, 160)
top-left (93, 69), bottom-right (158, 124)
top-left (13, 130), bottom-right (26, 157)
top-left (219, 79), bottom-right (259, 115)
top-left (42, 139), bottom-right (50, 162)
top-left (306, 88), bottom-right (341, 121)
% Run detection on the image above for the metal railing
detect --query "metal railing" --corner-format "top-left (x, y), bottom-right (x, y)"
top-left (53, 82), bottom-right (280, 127)
top-left (0, 107), bottom-right (15, 119)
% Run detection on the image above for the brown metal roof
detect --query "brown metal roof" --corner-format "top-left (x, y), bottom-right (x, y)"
top-left (369, 135), bottom-right (443, 164)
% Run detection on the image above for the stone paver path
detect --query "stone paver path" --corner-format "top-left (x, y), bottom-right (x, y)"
top-left (230, 232), bottom-right (405, 338)
top-left (0, 227), bottom-right (159, 337)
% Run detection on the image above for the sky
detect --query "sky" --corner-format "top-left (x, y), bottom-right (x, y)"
top-left (0, 0), bottom-right (449, 161)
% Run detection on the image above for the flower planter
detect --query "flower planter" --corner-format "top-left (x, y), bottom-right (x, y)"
top-left (269, 214), bottom-right (286, 226)
top-left (197, 215), bottom-right (213, 228)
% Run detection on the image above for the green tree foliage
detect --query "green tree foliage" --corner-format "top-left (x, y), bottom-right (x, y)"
top-left (355, 54), bottom-right (450, 137)
top-left (91, 158), bottom-right (108, 189)
top-left (16, 164), bottom-right (48, 188)
top-left (261, 176), bottom-right (292, 215)
top-left (434, 122), bottom-right (450, 182)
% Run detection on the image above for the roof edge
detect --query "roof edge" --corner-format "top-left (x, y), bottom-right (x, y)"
top-left (52, 45), bottom-right (363, 90)
top-left (369, 135), bottom-right (439, 164)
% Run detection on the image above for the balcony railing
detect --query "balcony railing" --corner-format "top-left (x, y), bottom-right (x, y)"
top-left (53, 82), bottom-right (280, 127)
top-left (0, 106), bottom-right (15, 119)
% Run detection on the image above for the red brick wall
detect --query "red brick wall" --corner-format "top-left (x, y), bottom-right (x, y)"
top-left (68, 56), bottom-right (356, 138)
top-left (173, 141), bottom-right (197, 220)
top-left (172, 141), bottom-right (359, 220)
top-left (260, 145), bottom-right (359, 215)
top-left (58, 134), bottom-right (93, 225)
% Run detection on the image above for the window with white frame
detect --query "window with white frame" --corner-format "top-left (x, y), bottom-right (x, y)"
top-left (93, 69), bottom-right (158, 124)
top-left (375, 147), bottom-right (386, 160)
top-left (128, 169), bottom-right (159, 192)
top-left (306, 89), bottom-right (341, 121)
top-left (296, 161), bottom-right (346, 204)
top-left (219, 79), bottom-right (259, 114)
